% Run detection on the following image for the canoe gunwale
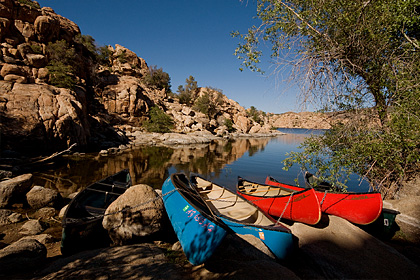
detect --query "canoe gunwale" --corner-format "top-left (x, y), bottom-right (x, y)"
top-left (237, 177), bottom-right (314, 198)
top-left (189, 174), bottom-right (291, 233)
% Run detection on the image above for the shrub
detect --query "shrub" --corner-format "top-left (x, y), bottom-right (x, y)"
top-left (18, 0), bottom-right (40, 9)
top-left (117, 51), bottom-right (127, 63)
top-left (97, 46), bottom-right (112, 66)
top-left (46, 40), bottom-right (77, 89)
top-left (247, 106), bottom-right (264, 125)
top-left (75, 34), bottom-right (97, 56)
top-left (177, 76), bottom-right (198, 105)
top-left (143, 106), bottom-right (174, 133)
top-left (143, 65), bottom-right (171, 92)
top-left (224, 119), bottom-right (235, 133)
top-left (46, 61), bottom-right (76, 89)
top-left (30, 44), bottom-right (42, 54)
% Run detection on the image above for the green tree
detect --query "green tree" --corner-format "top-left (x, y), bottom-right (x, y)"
top-left (177, 75), bottom-right (198, 105)
top-left (235, 0), bottom-right (420, 197)
top-left (143, 106), bottom-right (174, 133)
top-left (247, 106), bottom-right (264, 125)
top-left (75, 34), bottom-right (96, 55)
top-left (97, 45), bottom-right (112, 66)
top-left (46, 40), bottom-right (77, 89)
top-left (143, 65), bottom-right (171, 92)
top-left (193, 91), bottom-right (217, 118)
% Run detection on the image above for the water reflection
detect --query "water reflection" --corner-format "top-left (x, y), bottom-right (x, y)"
top-left (33, 137), bottom-right (274, 197)
top-left (34, 129), bottom-right (369, 197)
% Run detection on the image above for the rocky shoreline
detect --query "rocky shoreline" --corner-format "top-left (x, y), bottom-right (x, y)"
top-left (1, 143), bottom-right (420, 279)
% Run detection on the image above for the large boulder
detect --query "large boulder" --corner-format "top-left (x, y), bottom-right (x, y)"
top-left (290, 215), bottom-right (420, 279)
top-left (0, 173), bottom-right (33, 208)
top-left (0, 238), bottom-right (47, 275)
top-left (102, 184), bottom-right (166, 245)
top-left (0, 82), bottom-right (90, 153)
top-left (26, 186), bottom-right (62, 209)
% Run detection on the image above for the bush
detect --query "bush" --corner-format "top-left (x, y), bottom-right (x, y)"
top-left (177, 76), bottom-right (198, 105)
top-left (143, 106), bottom-right (174, 133)
top-left (75, 34), bottom-right (96, 55)
top-left (18, 0), bottom-right (40, 9)
top-left (46, 40), bottom-right (77, 89)
top-left (143, 66), bottom-right (171, 92)
top-left (30, 44), bottom-right (42, 54)
top-left (193, 92), bottom-right (218, 118)
top-left (247, 106), bottom-right (264, 125)
top-left (97, 46), bottom-right (112, 66)
top-left (46, 62), bottom-right (76, 89)
top-left (224, 119), bottom-right (235, 133)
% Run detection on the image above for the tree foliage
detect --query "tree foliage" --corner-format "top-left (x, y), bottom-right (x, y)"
top-left (235, 0), bottom-right (420, 197)
top-left (143, 65), bottom-right (171, 92)
top-left (177, 76), bottom-right (198, 105)
top-left (247, 106), bottom-right (264, 125)
top-left (46, 40), bottom-right (77, 89)
top-left (143, 106), bottom-right (174, 133)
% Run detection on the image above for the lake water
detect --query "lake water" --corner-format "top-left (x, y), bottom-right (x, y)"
top-left (34, 128), bottom-right (370, 196)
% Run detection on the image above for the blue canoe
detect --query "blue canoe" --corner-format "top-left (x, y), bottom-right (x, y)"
top-left (189, 175), bottom-right (295, 260)
top-left (161, 173), bottom-right (227, 265)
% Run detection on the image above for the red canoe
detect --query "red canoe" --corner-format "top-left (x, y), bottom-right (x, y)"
top-left (265, 174), bottom-right (383, 225)
top-left (237, 177), bottom-right (321, 225)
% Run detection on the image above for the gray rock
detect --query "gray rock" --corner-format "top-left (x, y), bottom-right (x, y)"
top-left (20, 234), bottom-right (55, 245)
top-left (33, 207), bottom-right (57, 220)
top-left (0, 209), bottom-right (23, 225)
top-left (0, 239), bottom-right (47, 275)
top-left (26, 185), bottom-right (62, 209)
top-left (0, 173), bottom-right (33, 208)
top-left (0, 170), bottom-right (12, 180)
top-left (102, 184), bottom-right (165, 245)
top-left (20, 219), bottom-right (46, 236)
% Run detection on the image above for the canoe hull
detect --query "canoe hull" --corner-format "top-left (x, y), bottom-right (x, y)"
top-left (265, 176), bottom-right (383, 225)
top-left (190, 175), bottom-right (295, 260)
top-left (61, 169), bottom-right (132, 255)
top-left (237, 178), bottom-right (321, 225)
top-left (220, 217), bottom-right (294, 259)
top-left (162, 176), bottom-right (227, 266)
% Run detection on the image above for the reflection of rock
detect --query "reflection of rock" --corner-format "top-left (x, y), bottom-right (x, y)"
top-left (38, 137), bottom-right (275, 196)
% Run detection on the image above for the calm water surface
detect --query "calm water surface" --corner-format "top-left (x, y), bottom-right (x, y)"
top-left (34, 128), bottom-right (370, 196)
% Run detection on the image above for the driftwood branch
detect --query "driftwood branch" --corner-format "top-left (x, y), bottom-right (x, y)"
top-left (19, 143), bottom-right (77, 168)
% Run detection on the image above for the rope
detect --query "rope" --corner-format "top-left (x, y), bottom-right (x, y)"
top-left (320, 190), bottom-right (328, 206)
top-left (66, 188), bottom-right (177, 224)
top-left (275, 192), bottom-right (293, 225)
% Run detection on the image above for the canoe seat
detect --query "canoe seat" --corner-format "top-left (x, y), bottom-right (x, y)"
top-left (227, 207), bottom-right (257, 222)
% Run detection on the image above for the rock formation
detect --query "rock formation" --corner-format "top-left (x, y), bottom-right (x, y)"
top-left (1, 0), bottom-right (286, 157)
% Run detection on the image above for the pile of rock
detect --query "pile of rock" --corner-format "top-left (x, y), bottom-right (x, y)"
top-left (0, 173), bottom-right (64, 276)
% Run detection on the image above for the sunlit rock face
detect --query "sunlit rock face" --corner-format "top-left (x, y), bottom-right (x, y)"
top-left (0, 0), bottom-right (301, 155)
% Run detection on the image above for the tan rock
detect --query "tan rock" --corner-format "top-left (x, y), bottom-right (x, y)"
top-left (0, 63), bottom-right (24, 76)
top-left (26, 53), bottom-right (46, 67)
top-left (102, 184), bottom-right (165, 245)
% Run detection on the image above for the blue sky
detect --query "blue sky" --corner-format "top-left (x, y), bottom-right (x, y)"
top-left (37, 0), bottom-right (303, 114)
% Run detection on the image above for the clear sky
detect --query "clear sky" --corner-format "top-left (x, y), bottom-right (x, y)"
top-left (36, 0), bottom-right (304, 114)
